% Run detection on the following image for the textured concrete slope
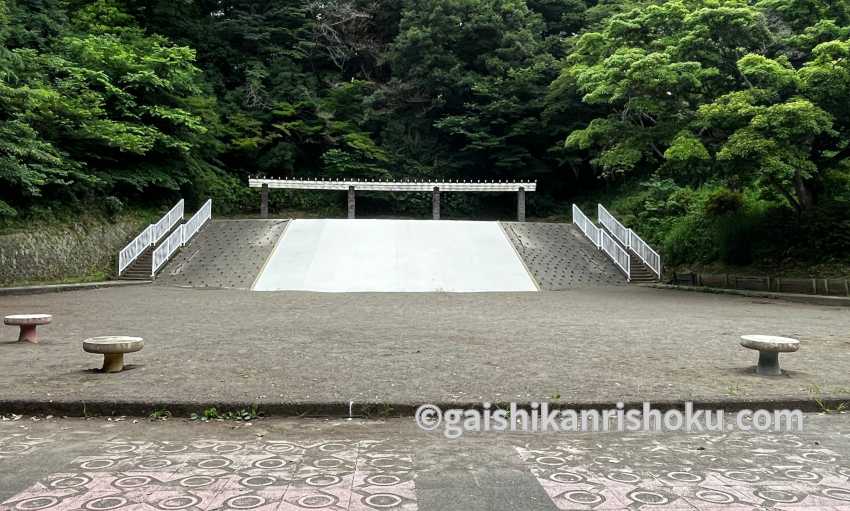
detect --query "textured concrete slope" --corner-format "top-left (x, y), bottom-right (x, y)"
top-left (155, 219), bottom-right (288, 289)
top-left (501, 222), bottom-right (626, 289)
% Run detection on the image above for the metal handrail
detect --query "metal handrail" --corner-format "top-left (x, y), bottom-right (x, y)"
top-left (118, 226), bottom-right (152, 275)
top-left (572, 204), bottom-right (601, 248)
top-left (628, 228), bottom-right (662, 277)
top-left (151, 199), bottom-right (213, 276)
top-left (601, 230), bottom-right (630, 278)
top-left (598, 204), bottom-right (662, 278)
top-left (117, 199), bottom-right (184, 275)
top-left (597, 204), bottom-right (629, 247)
top-left (182, 199), bottom-right (212, 245)
top-left (152, 227), bottom-right (184, 276)
top-left (151, 199), bottom-right (185, 244)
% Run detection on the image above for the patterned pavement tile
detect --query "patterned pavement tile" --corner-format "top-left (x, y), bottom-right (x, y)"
top-left (1, 439), bottom-right (418, 511)
top-left (0, 434), bottom-right (55, 460)
top-left (516, 430), bottom-right (850, 510)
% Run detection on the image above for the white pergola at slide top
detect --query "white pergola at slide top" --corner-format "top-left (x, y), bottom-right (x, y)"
top-left (248, 177), bottom-right (536, 192)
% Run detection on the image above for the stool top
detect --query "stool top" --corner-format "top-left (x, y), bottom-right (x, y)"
top-left (83, 336), bottom-right (144, 354)
top-left (4, 314), bottom-right (52, 325)
top-left (740, 335), bottom-right (800, 353)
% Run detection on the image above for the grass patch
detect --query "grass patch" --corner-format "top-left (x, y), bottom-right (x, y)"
top-left (3, 271), bottom-right (110, 288)
top-left (190, 406), bottom-right (261, 422)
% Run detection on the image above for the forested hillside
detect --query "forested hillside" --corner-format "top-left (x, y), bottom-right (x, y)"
top-left (2, 0), bottom-right (849, 269)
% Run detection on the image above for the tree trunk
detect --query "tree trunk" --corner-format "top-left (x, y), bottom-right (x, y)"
top-left (793, 170), bottom-right (815, 211)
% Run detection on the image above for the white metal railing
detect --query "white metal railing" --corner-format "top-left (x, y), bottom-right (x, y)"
top-left (599, 204), bottom-right (662, 278)
top-left (182, 199), bottom-right (212, 245)
top-left (151, 199), bottom-right (212, 276)
top-left (118, 226), bottom-right (153, 275)
top-left (597, 204), bottom-right (630, 247)
top-left (572, 204), bottom-right (601, 247)
top-left (152, 227), bottom-right (184, 276)
top-left (117, 199), bottom-right (185, 275)
top-left (628, 229), bottom-right (662, 278)
top-left (151, 199), bottom-right (185, 244)
top-left (601, 229), bottom-right (631, 278)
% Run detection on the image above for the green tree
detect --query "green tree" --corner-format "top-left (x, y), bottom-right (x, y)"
top-left (388, 0), bottom-right (562, 181)
top-left (0, 0), bottom-right (216, 215)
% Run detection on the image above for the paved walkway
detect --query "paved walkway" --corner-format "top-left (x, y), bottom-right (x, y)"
top-left (0, 285), bottom-right (849, 411)
top-left (1, 414), bottom-right (849, 510)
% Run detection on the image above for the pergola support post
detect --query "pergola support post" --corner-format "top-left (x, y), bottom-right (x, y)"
top-left (432, 187), bottom-right (440, 220)
top-left (260, 183), bottom-right (269, 219)
top-left (348, 186), bottom-right (356, 219)
top-left (517, 186), bottom-right (526, 222)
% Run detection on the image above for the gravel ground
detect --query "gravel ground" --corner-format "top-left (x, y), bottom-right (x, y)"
top-left (0, 285), bottom-right (848, 411)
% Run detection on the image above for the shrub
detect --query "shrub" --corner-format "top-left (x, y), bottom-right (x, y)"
top-left (103, 196), bottom-right (124, 218)
top-left (704, 188), bottom-right (744, 217)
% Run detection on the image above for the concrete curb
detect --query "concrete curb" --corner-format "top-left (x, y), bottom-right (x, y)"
top-left (1, 396), bottom-right (848, 418)
top-left (0, 280), bottom-right (150, 297)
top-left (643, 283), bottom-right (850, 307)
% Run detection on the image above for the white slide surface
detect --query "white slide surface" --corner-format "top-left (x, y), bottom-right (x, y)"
top-left (252, 219), bottom-right (537, 292)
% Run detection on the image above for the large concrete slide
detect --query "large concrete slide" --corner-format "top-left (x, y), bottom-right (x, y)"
top-left (252, 219), bottom-right (537, 292)
top-left (156, 218), bottom-right (625, 292)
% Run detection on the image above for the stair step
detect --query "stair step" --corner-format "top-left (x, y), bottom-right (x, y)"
top-left (118, 217), bottom-right (191, 280)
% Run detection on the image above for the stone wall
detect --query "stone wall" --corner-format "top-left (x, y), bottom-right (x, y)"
top-left (0, 218), bottom-right (148, 286)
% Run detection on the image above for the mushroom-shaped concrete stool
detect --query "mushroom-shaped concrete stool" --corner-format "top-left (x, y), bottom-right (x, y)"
top-left (4, 314), bottom-right (52, 343)
top-left (83, 336), bottom-right (144, 373)
top-left (740, 335), bottom-right (799, 376)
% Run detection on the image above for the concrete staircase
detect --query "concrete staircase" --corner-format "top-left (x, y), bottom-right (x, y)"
top-left (596, 219), bottom-right (660, 284)
top-left (628, 252), bottom-right (658, 283)
top-left (119, 248), bottom-right (153, 281)
top-left (118, 221), bottom-right (186, 281)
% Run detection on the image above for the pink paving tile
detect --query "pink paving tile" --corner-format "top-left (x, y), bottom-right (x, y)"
top-left (293, 460), bottom-right (356, 479)
top-left (278, 486), bottom-right (352, 511)
top-left (600, 484), bottom-right (698, 510)
top-left (538, 481), bottom-right (627, 510)
top-left (1, 439), bottom-right (423, 511)
top-left (670, 484), bottom-right (761, 510)
top-left (350, 452), bottom-right (416, 511)
top-left (347, 489), bottom-right (417, 511)
top-left (287, 472), bottom-right (354, 492)
top-left (100, 441), bottom-right (153, 456)
top-left (242, 455), bottom-right (302, 480)
top-left (205, 488), bottom-right (287, 511)
top-left (353, 455), bottom-right (412, 478)
top-left (133, 488), bottom-right (221, 511)
top-left (0, 434), bottom-right (55, 460)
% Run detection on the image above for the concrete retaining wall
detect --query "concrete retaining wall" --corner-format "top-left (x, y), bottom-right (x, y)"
top-left (0, 218), bottom-right (148, 286)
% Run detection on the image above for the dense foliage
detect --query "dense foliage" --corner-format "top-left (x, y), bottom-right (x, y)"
top-left (2, 0), bottom-right (849, 267)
